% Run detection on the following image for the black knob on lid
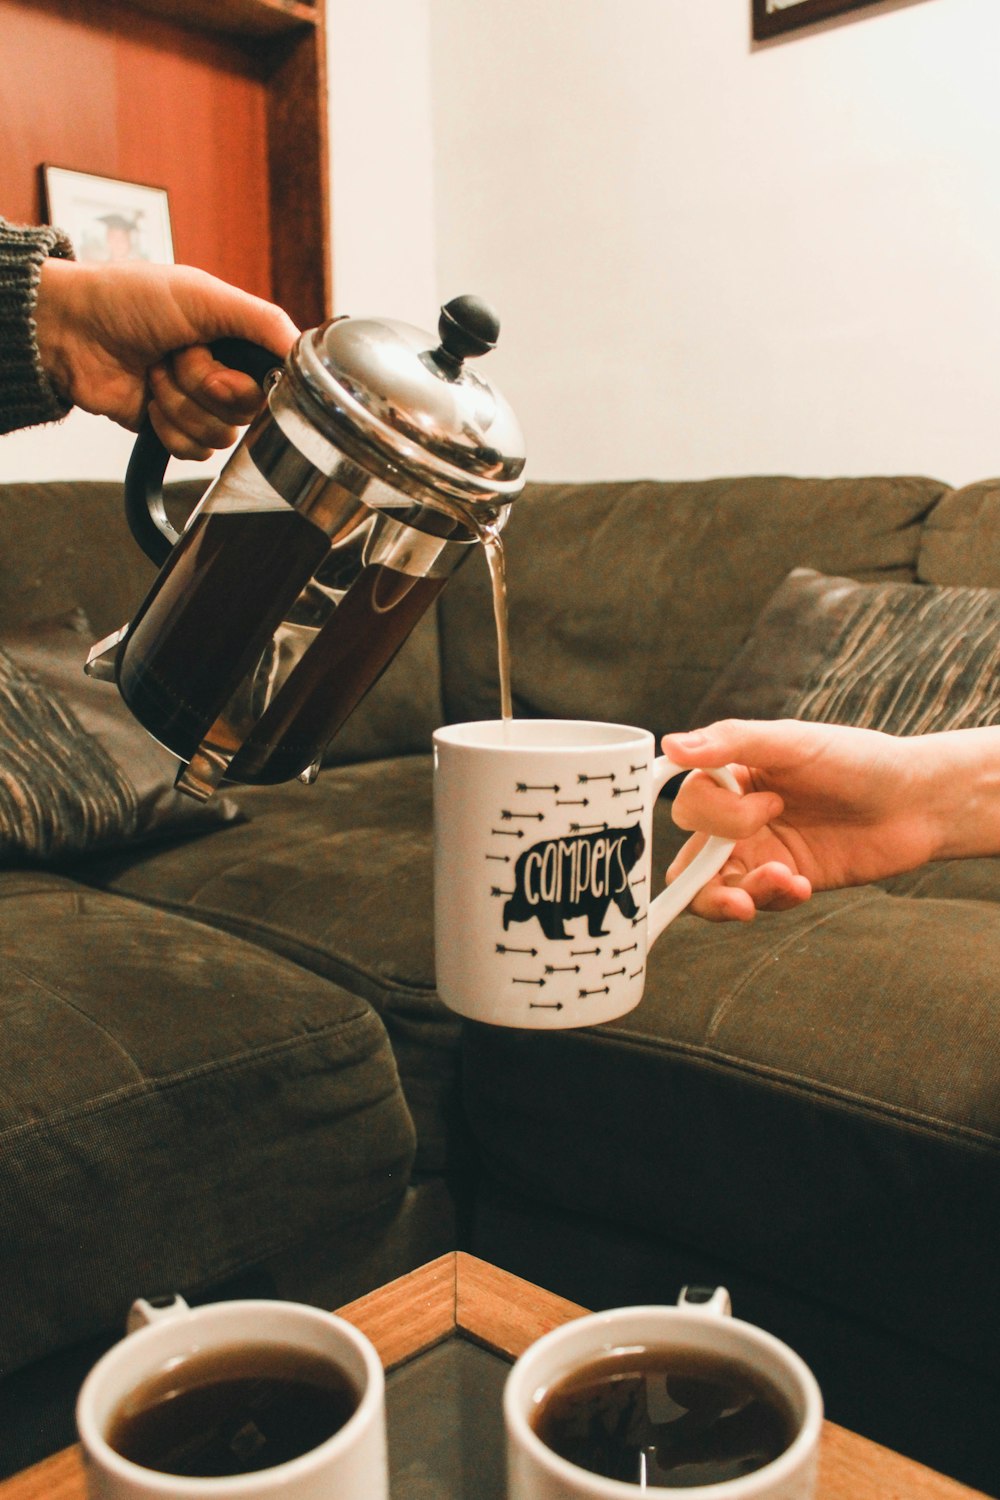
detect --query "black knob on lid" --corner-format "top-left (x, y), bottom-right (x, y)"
top-left (436, 295), bottom-right (500, 365)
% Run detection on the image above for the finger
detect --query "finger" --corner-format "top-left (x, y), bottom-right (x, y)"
top-left (171, 266), bottom-right (299, 360)
top-left (148, 362), bottom-right (241, 453)
top-left (686, 879), bottom-right (758, 923)
top-left (147, 400), bottom-right (215, 463)
top-left (169, 345), bottom-right (269, 426)
top-left (683, 862), bottom-right (812, 922)
top-left (671, 774), bottom-right (784, 839)
top-left (664, 841), bottom-right (758, 922)
top-left (737, 862), bottom-right (812, 911)
top-left (661, 719), bottom-right (819, 774)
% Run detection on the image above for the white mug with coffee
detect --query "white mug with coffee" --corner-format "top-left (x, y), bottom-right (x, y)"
top-left (505, 1288), bottom-right (823, 1499)
top-left (76, 1295), bottom-right (387, 1499)
top-left (434, 719), bottom-right (741, 1028)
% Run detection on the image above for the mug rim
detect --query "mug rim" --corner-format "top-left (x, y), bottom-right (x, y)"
top-left (76, 1298), bottom-right (384, 1495)
top-left (433, 718), bottom-right (654, 753)
top-left (504, 1305), bottom-right (824, 1499)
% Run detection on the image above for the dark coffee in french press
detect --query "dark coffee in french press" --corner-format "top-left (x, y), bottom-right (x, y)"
top-left (87, 297), bottom-right (525, 799)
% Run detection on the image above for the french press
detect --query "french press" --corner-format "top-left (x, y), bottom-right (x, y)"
top-left (86, 296), bottom-right (526, 800)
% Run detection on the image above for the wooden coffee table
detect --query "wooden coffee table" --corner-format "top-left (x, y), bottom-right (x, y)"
top-left (1, 1253), bottom-right (988, 1499)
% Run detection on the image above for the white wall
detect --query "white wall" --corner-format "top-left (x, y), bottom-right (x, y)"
top-left (0, 404), bottom-right (224, 484)
top-left (326, 0), bottom-right (438, 322)
top-left (427, 0), bottom-right (1000, 485)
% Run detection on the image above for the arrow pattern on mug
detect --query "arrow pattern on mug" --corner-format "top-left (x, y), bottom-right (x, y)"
top-left (484, 765), bottom-right (650, 1012)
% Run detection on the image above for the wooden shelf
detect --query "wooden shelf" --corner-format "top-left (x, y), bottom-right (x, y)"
top-left (0, 0), bottom-right (330, 331)
top-left (119, 0), bottom-right (318, 42)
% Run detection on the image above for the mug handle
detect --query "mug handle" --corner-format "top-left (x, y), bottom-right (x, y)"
top-left (678, 1285), bottom-right (733, 1317)
top-left (647, 759), bottom-right (742, 943)
top-left (126, 1294), bottom-right (190, 1335)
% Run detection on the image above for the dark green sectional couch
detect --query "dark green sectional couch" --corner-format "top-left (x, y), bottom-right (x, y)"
top-left (0, 473), bottom-right (997, 1492)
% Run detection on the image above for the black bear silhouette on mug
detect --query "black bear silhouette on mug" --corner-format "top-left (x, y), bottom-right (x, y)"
top-left (503, 824), bottom-right (645, 940)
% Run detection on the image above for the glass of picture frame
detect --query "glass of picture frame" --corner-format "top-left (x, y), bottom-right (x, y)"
top-left (40, 165), bottom-right (174, 265)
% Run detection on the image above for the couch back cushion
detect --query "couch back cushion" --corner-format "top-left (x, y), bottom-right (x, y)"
top-left (438, 476), bottom-right (950, 734)
top-left (0, 479), bottom-right (443, 764)
top-left (0, 480), bottom-right (167, 637)
top-left (917, 478), bottom-right (1000, 587)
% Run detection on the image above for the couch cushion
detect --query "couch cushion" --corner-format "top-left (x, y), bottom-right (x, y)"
top-left (692, 568), bottom-right (1000, 733)
top-left (77, 757), bottom-right (461, 1175)
top-left (461, 800), bottom-right (1000, 1382)
top-left (0, 481), bottom-right (187, 638)
top-left (917, 478), bottom-right (1000, 587)
top-left (0, 869), bottom-right (415, 1377)
top-left (438, 477), bottom-right (951, 735)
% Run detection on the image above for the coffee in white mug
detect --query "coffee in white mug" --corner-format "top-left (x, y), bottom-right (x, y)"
top-left (76, 1296), bottom-right (387, 1500)
top-left (505, 1291), bottom-right (823, 1499)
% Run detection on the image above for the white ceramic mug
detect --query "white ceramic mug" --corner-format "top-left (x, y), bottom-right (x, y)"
top-left (433, 719), bottom-right (741, 1028)
top-left (504, 1290), bottom-right (823, 1500)
top-left (76, 1296), bottom-right (387, 1500)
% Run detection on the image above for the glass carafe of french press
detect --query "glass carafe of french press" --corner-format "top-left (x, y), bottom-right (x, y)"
top-left (86, 296), bottom-right (526, 801)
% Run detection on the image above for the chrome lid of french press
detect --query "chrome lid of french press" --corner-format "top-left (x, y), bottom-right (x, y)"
top-left (284, 294), bottom-right (526, 510)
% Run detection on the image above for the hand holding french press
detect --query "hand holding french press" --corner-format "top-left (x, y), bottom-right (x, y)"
top-left (86, 297), bottom-right (525, 802)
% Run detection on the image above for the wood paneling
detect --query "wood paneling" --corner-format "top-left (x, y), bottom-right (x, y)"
top-left (0, 3), bottom-right (117, 226)
top-left (0, 0), bottom-right (328, 324)
top-left (112, 13), bottom-right (273, 298)
top-left (267, 22), bottom-right (329, 329)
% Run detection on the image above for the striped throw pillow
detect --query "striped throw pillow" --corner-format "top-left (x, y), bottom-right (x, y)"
top-left (0, 645), bottom-right (138, 860)
top-left (0, 616), bottom-right (244, 865)
top-left (692, 569), bottom-right (1000, 735)
top-left (789, 577), bottom-right (1000, 733)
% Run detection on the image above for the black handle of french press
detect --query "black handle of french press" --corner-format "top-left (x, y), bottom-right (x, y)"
top-left (124, 337), bottom-right (283, 567)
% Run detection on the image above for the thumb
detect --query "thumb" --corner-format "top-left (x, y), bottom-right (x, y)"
top-left (205, 285), bottom-right (299, 361)
top-left (662, 718), bottom-right (814, 773)
top-left (171, 265), bottom-right (300, 360)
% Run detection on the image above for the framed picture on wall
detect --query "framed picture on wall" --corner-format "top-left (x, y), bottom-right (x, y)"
top-left (752, 0), bottom-right (885, 39)
top-left (40, 165), bottom-right (174, 265)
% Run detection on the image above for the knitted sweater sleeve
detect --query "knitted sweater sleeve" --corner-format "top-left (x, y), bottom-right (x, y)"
top-left (0, 216), bottom-right (76, 435)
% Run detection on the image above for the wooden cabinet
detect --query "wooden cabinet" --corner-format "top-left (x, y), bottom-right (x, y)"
top-left (0, 0), bottom-right (330, 330)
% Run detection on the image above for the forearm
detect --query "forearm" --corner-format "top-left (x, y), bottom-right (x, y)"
top-left (0, 216), bottom-right (75, 434)
top-left (911, 726), bottom-right (1000, 862)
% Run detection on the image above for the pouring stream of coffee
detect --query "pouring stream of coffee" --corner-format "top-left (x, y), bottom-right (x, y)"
top-left (435, 493), bottom-right (513, 725)
top-left (482, 527), bottom-right (513, 722)
top-left (423, 497), bottom-right (512, 725)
